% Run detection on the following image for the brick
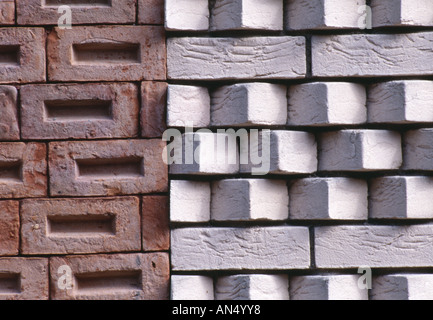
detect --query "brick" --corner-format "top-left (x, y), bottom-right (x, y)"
top-left (21, 83), bottom-right (139, 140)
top-left (319, 130), bottom-right (402, 172)
top-left (288, 82), bottom-right (366, 126)
top-left (167, 85), bottom-right (210, 128)
top-left (289, 178), bottom-right (368, 220)
top-left (0, 143), bottom-right (47, 198)
top-left (211, 179), bottom-right (289, 221)
top-left (141, 81), bottom-right (167, 138)
top-left (312, 33), bottom-right (433, 77)
top-left (0, 28), bottom-right (46, 83)
top-left (368, 81), bottom-right (433, 124)
top-left (315, 225), bottom-right (433, 268)
top-left (171, 227), bottom-right (310, 271)
top-left (286, 0), bottom-right (366, 30)
top-left (0, 0), bottom-right (14, 25)
top-left (165, 0), bottom-right (209, 31)
top-left (211, 83), bottom-right (287, 127)
top-left (139, 0), bottom-right (164, 24)
top-left (290, 275), bottom-right (368, 300)
top-left (142, 196), bottom-right (169, 251)
top-left (404, 129), bottom-right (433, 170)
top-left (48, 26), bottom-right (166, 82)
top-left (50, 253), bottom-right (169, 300)
top-left (372, 0), bottom-right (433, 27)
top-left (49, 140), bottom-right (167, 196)
top-left (210, 0), bottom-right (283, 31)
top-left (170, 180), bottom-right (211, 223)
top-left (168, 37), bottom-right (306, 80)
top-left (17, 0), bottom-right (136, 25)
top-left (215, 275), bottom-right (289, 300)
top-left (0, 201), bottom-right (19, 256)
top-left (171, 275), bottom-right (214, 300)
top-left (371, 274), bottom-right (433, 300)
top-left (0, 86), bottom-right (19, 141)
top-left (20, 197), bottom-right (141, 255)
top-left (0, 258), bottom-right (48, 300)
top-left (370, 176), bottom-right (433, 219)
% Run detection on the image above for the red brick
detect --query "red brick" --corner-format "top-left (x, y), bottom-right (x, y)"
top-left (50, 253), bottom-right (170, 300)
top-left (142, 196), bottom-right (169, 251)
top-left (0, 28), bottom-right (46, 83)
top-left (21, 83), bottom-right (139, 140)
top-left (21, 197), bottom-right (141, 255)
top-left (47, 26), bottom-right (166, 82)
top-left (0, 0), bottom-right (14, 25)
top-left (0, 143), bottom-right (47, 198)
top-left (141, 81), bottom-right (167, 138)
top-left (49, 139), bottom-right (168, 197)
top-left (0, 258), bottom-right (48, 300)
top-left (17, 0), bottom-right (136, 25)
top-left (0, 201), bottom-right (19, 256)
top-left (0, 86), bottom-right (19, 141)
top-left (139, 0), bottom-right (164, 24)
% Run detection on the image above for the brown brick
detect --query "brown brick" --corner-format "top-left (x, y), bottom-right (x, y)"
top-left (0, 28), bottom-right (46, 83)
top-left (141, 81), bottom-right (167, 138)
top-left (49, 140), bottom-right (168, 197)
top-left (138, 0), bottom-right (164, 24)
top-left (142, 196), bottom-right (169, 251)
top-left (21, 83), bottom-right (139, 140)
top-left (0, 258), bottom-right (49, 300)
top-left (0, 201), bottom-right (19, 256)
top-left (17, 0), bottom-right (136, 25)
top-left (0, 86), bottom-right (19, 141)
top-left (47, 26), bottom-right (166, 82)
top-left (0, 0), bottom-right (14, 25)
top-left (21, 197), bottom-right (141, 255)
top-left (0, 143), bottom-right (47, 198)
top-left (50, 253), bottom-right (170, 300)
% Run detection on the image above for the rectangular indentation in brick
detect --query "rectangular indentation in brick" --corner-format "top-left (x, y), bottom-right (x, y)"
top-left (43, 0), bottom-right (111, 7)
top-left (74, 271), bottom-right (142, 293)
top-left (72, 43), bottom-right (140, 65)
top-left (76, 157), bottom-right (144, 179)
top-left (0, 161), bottom-right (22, 182)
top-left (0, 273), bottom-right (20, 294)
top-left (47, 215), bottom-right (115, 236)
top-left (0, 46), bottom-right (20, 66)
top-left (44, 100), bottom-right (113, 122)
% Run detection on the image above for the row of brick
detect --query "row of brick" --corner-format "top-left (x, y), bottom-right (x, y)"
top-left (171, 274), bottom-right (433, 300)
top-left (166, 0), bottom-right (433, 31)
top-left (168, 81), bottom-right (433, 128)
top-left (0, 83), bottom-right (166, 141)
top-left (0, 196), bottom-right (168, 255)
top-left (0, 0), bottom-right (163, 25)
top-left (0, 253), bottom-right (169, 300)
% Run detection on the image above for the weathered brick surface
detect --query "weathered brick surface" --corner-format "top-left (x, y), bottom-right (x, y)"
top-left (372, 0), bottom-right (433, 27)
top-left (139, 0), bottom-right (165, 25)
top-left (404, 129), bottom-right (433, 170)
top-left (0, 86), bottom-right (19, 140)
top-left (165, 0), bottom-right (209, 31)
top-left (0, 0), bottom-right (14, 25)
top-left (142, 196), bottom-right (169, 251)
top-left (141, 81), bottom-right (167, 138)
top-left (171, 275), bottom-right (214, 300)
top-left (0, 201), bottom-right (19, 256)
top-left (371, 274), bottom-right (433, 300)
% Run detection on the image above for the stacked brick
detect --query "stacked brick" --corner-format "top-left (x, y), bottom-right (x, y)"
top-left (168, 0), bottom-right (433, 300)
top-left (0, 0), bottom-right (169, 300)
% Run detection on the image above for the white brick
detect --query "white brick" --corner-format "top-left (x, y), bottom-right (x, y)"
top-left (371, 274), bottom-right (433, 300)
top-left (315, 225), bottom-right (433, 268)
top-left (171, 226), bottom-right (310, 271)
top-left (290, 275), bottom-right (367, 300)
top-left (368, 81), bottom-right (433, 124)
top-left (312, 33), bottom-right (433, 77)
top-left (288, 82), bottom-right (366, 126)
top-left (168, 37), bottom-right (306, 80)
top-left (289, 178), bottom-right (368, 220)
top-left (167, 85), bottom-right (210, 127)
top-left (165, 0), bottom-right (209, 31)
top-left (171, 275), bottom-right (214, 300)
top-left (404, 129), bottom-right (433, 170)
top-left (211, 0), bottom-right (283, 31)
top-left (211, 179), bottom-right (288, 221)
top-left (370, 176), bottom-right (433, 219)
top-left (211, 83), bottom-right (287, 127)
top-left (286, 0), bottom-right (366, 30)
top-left (319, 130), bottom-right (402, 172)
top-left (372, 0), bottom-right (433, 27)
top-left (170, 180), bottom-right (211, 222)
top-left (215, 275), bottom-right (289, 300)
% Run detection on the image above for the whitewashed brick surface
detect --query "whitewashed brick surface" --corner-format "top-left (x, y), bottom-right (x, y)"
top-left (171, 275), bottom-right (214, 300)
top-left (165, 0), bottom-right (209, 31)
top-left (170, 180), bottom-right (211, 222)
top-left (371, 274), bottom-right (433, 300)
top-left (372, 0), bottom-right (433, 27)
top-left (404, 129), bottom-right (433, 170)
